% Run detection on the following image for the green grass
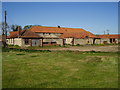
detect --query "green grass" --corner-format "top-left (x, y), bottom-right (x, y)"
top-left (91, 43), bottom-right (119, 46)
top-left (2, 49), bottom-right (118, 88)
top-left (8, 45), bottom-right (21, 48)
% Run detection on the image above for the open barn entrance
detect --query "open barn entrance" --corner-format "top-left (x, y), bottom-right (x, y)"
top-left (32, 39), bottom-right (40, 46)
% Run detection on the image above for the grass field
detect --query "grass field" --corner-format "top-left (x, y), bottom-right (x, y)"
top-left (2, 49), bottom-right (118, 88)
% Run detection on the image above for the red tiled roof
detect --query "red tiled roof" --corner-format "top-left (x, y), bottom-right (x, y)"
top-left (29, 26), bottom-right (88, 33)
top-left (97, 34), bottom-right (120, 39)
top-left (7, 26), bottom-right (120, 39)
top-left (60, 32), bottom-right (95, 38)
top-left (7, 30), bottom-right (26, 39)
top-left (7, 30), bottom-right (41, 39)
top-left (20, 30), bottom-right (41, 38)
top-left (29, 26), bottom-right (96, 38)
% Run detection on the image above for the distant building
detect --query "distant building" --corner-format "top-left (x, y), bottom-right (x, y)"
top-left (6, 26), bottom-right (120, 47)
top-left (95, 34), bottom-right (120, 44)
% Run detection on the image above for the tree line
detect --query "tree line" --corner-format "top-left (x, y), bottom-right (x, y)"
top-left (0, 22), bottom-right (41, 35)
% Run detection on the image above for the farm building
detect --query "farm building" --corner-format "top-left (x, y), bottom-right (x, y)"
top-left (6, 26), bottom-right (120, 47)
top-left (94, 34), bottom-right (120, 44)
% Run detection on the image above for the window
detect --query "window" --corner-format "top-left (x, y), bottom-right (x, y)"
top-left (25, 39), bottom-right (29, 45)
top-left (113, 39), bottom-right (116, 42)
top-left (43, 42), bottom-right (49, 44)
top-left (85, 36), bottom-right (89, 38)
top-left (110, 39), bottom-right (112, 43)
top-left (51, 42), bottom-right (56, 44)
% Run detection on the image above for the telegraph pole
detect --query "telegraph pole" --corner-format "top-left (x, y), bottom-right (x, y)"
top-left (4, 10), bottom-right (7, 38)
top-left (104, 31), bottom-right (105, 35)
top-left (106, 30), bottom-right (109, 35)
top-left (3, 10), bottom-right (7, 47)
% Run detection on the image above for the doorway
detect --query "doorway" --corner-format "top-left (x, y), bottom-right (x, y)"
top-left (32, 39), bottom-right (40, 46)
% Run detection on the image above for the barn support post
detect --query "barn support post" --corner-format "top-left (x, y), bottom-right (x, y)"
top-left (72, 37), bottom-right (74, 45)
top-left (62, 39), bottom-right (64, 45)
top-left (40, 39), bottom-right (43, 47)
top-left (30, 39), bottom-right (32, 46)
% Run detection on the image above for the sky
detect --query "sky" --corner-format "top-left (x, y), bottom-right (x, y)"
top-left (2, 2), bottom-right (118, 34)
top-left (1, 0), bottom-right (120, 2)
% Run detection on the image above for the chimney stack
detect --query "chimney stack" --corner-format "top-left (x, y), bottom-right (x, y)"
top-left (18, 26), bottom-right (21, 38)
top-left (58, 26), bottom-right (60, 28)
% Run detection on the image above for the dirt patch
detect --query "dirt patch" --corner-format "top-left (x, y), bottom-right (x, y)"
top-left (85, 57), bottom-right (102, 63)
top-left (50, 45), bottom-right (119, 52)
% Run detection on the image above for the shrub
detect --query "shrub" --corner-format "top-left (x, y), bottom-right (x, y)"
top-left (76, 44), bottom-right (80, 46)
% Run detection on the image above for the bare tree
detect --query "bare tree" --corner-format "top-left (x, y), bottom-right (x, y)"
top-left (0, 22), bottom-right (10, 35)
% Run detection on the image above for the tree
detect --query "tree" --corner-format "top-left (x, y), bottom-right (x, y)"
top-left (0, 22), bottom-right (10, 47)
top-left (23, 25), bottom-right (41, 30)
top-left (11, 24), bottom-right (22, 32)
top-left (23, 25), bottom-right (33, 30)
top-left (0, 22), bottom-right (10, 35)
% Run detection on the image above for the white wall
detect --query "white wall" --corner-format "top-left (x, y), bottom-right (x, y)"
top-left (94, 38), bottom-right (120, 44)
top-left (95, 39), bottom-right (101, 44)
top-left (74, 38), bottom-right (93, 45)
top-left (100, 38), bottom-right (110, 44)
top-left (7, 38), bottom-right (24, 46)
top-left (118, 39), bottom-right (120, 43)
top-left (7, 38), bottom-right (14, 45)
top-left (43, 38), bottom-right (63, 45)
top-left (37, 33), bottom-right (62, 38)
top-left (14, 38), bottom-right (23, 46)
top-left (65, 38), bottom-right (73, 45)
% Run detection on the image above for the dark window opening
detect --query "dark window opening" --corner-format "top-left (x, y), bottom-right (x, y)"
top-left (87, 41), bottom-right (89, 44)
top-left (51, 42), bottom-right (57, 44)
top-left (43, 42), bottom-right (57, 44)
top-left (110, 39), bottom-right (112, 43)
top-left (25, 39), bottom-right (29, 45)
top-left (85, 36), bottom-right (89, 38)
top-left (43, 42), bottom-right (49, 44)
top-left (113, 39), bottom-right (115, 42)
top-left (110, 38), bottom-right (116, 43)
